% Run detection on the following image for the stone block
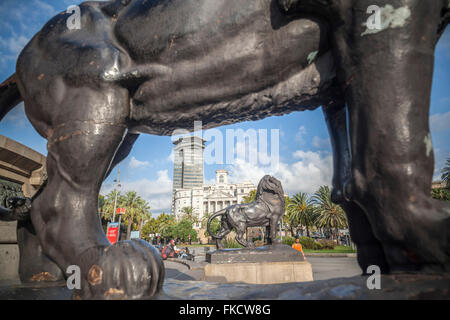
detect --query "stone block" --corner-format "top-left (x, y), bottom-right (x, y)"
top-left (204, 260), bottom-right (313, 284)
top-left (206, 244), bottom-right (305, 264)
top-left (0, 221), bottom-right (17, 244)
top-left (0, 244), bottom-right (20, 281)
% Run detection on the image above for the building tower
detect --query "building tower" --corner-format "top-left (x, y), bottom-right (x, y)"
top-left (215, 169), bottom-right (229, 185)
top-left (172, 136), bottom-right (205, 213)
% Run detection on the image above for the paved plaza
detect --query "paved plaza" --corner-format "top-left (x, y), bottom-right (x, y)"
top-left (0, 254), bottom-right (362, 299)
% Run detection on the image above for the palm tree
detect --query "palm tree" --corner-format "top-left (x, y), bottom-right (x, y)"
top-left (441, 157), bottom-right (450, 188)
top-left (102, 189), bottom-right (123, 222)
top-left (182, 206), bottom-right (198, 224)
top-left (283, 196), bottom-right (299, 237)
top-left (122, 191), bottom-right (139, 240)
top-left (312, 186), bottom-right (348, 243)
top-left (135, 198), bottom-right (151, 235)
top-left (288, 192), bottom-right (316, 237)
top-left (155, 213), bottom-right (176, 239)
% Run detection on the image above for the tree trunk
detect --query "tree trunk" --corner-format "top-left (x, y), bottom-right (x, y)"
top-left (138, 219), bottom-right (144, 234)
top-left (335, 226), bottom-right (340, 245)
top-left (127, 217), bottom-right (132, 240)
top-left (306, 225), bottom-right (310, 237)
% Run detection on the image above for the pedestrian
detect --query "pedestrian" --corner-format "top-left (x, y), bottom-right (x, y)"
top-left (292, 238), bottom-right (306, 260)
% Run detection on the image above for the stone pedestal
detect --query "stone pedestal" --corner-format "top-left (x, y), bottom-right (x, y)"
top-left (205, 260), bottom-right (313, 284)
top-left (0, 221), bottom-right (20, 281)
top-left (204, 244), bottom-right (313, 284)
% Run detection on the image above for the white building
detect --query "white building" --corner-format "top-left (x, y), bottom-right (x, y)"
top-left (173, 169), bottom-right (255, 227)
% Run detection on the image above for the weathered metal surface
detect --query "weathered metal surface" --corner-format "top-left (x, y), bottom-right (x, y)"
top-left (206, 244), bottom-right (305, 264)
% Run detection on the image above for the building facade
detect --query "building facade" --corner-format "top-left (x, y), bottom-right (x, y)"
top-left (173, 169), bottom-right (256, 227)
top-left (171, 136), bottom-right (205, 213)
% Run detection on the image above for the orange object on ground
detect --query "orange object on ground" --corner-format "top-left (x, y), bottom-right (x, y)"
top-left (292, 243), bottom-right (303, 252)
top-left (292, 242), bottom-right (306, 260)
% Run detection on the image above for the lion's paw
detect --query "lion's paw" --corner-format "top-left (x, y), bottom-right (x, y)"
top-left (74, 240), bottom-right (164, 300)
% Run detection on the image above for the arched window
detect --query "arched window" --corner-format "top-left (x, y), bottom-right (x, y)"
top-left (219, 175), bottom-right (224, 183)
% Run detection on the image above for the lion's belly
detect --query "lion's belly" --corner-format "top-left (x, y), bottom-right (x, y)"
top-left (114, 0), bottom-right (331, 135)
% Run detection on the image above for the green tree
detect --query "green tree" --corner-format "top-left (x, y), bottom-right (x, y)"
top-left (312, 186), bottom-right (347, 243)
top-left (102, 189), bottom-right (124, 222)
top-left (242, 189), bottom-right (257, 204)
top-left (135, 197), bottom-right (151, 235)
top-left (431, 188), bottom-right (450, 201)
top-left (98, 194), bottom-right (106, 215)
top-left (121, 191), bottom-right (140, 240)
top-left (141, 217), bottom-right (158, 241)
top-left (174, 217), bottom-right (198, 242)
top-left (288, 192), bottom-right (316, 237)
top-left (283, 196), bottom-right (299, 237)
top-left (201, 212), bottom-right (221, 238)
top-left (155, 213), bottom-right (177, 239)
top-left (441, 157), bottom-right (450, 188)
top-left (181, 206), bottom-right (198, 224)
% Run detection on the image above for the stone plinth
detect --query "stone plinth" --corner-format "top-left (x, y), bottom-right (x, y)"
top-left (204, 244), bottom-right (312, 284)
top-left (206, 244), bottom-right (305, 264)
top-left (0, 244), bottom-right (20, 281)
top-left (0, 221), bottom-right (20, 281)
top-left (0, 135), bottom-right (47, 282)
top-left (205, 260), bottom-right (313, 284)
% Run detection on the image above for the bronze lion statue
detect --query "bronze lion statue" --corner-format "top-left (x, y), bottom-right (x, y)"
top-left (207, 175), bottom-right (285, 249)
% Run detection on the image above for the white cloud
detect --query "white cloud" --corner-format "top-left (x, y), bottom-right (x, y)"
top-left (229, 148), bottom-right (333, 195)
top-left (167, 150), bottom-right (174, 163)
top-left (3, 102), bottom-right (27, 127)
top-left (101, 170), bottom-right (173, 213)
top-left (430, 111), bottom-right (450, 133)
top-left (128, 156), bottom-right (150, 169)
top-left (312, 136), bottom-right (331, 149)
top-left (295, 126), bottom-right (307, 144)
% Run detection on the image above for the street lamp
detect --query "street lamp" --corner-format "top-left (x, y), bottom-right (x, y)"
top-left (112, 169), bottom-right (121, 223)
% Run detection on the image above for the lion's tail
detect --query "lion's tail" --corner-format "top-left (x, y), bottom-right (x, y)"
top-left (206, 209), bottom-right (227, 238)
top-left (0, 74), bottom-right (23, 122)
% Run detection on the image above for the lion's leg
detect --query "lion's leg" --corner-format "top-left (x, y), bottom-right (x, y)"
top-left (269, 217), bottom-right (280, 245)
top-left (323, 102), bottom-right (389, 273)
top-left (28, 85), bottom-right (164, 299)
top-left (332, 0), bottom-right (449, 272)
top-left (215, 220), bottom-right (232, 249)
top-left (17, 131), bottom-right (139, 284)
top-left (235, 224), bottom-right (254, 248)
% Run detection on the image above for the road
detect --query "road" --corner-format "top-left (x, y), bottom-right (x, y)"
top-left (306, 257), bottom-right (362, 280)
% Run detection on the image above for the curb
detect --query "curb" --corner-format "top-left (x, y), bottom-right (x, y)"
top-left (305, 253), bottom-right (356, 257)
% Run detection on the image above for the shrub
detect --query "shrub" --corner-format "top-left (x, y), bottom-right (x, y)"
top-left (312, 242), bottom-right (323, 250)
top-left (317, 239), bottom-right (336, 250)
top-left (298, 236), bottom-right (316, 249)
top-left (282, 236), bottom-right (296, 246)
top-left (223, 238), bottom-right (244, 248)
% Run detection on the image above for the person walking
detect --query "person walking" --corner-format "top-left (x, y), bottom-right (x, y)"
top-left (292, 238), bottom-right (306, 260)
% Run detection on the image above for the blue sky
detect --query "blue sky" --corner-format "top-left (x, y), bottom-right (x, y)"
top-left (1, 0), bottom-right (449, 215)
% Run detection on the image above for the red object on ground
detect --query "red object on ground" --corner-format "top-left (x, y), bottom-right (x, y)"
top-left (106, 223), bottom-right (119, 244)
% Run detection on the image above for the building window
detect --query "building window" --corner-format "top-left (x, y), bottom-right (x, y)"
top-left (219, 175), bottom-right (224, 183)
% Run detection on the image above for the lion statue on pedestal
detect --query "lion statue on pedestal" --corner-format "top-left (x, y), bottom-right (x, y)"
top-left (207, 175), bottom-right (285, 249)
